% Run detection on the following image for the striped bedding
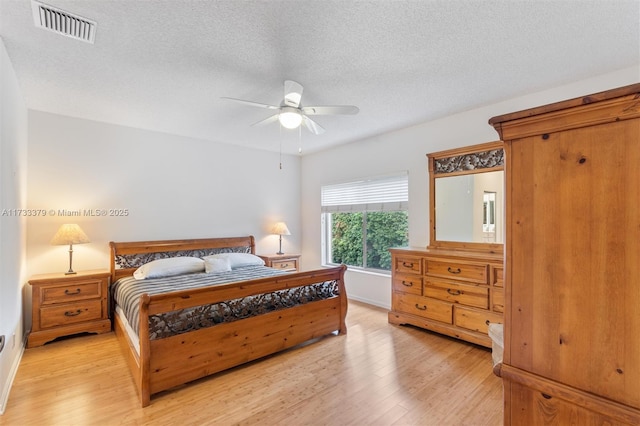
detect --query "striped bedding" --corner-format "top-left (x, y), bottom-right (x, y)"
top-left (112, 266), bottom-right (340, 340)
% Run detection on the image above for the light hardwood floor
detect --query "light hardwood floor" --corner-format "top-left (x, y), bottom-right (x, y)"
top-left (1, 301), bottom-right (503, 425)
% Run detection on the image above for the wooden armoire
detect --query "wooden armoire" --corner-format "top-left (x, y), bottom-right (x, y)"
top-left (489, 84), bottom-right (640, 424)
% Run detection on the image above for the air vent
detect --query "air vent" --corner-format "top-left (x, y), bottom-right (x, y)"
top-left (31, 0), bottom-right (96, 44)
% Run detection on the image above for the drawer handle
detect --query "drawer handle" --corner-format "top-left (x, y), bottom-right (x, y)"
top-left (414, 303), bottom-right (427, 311)
top-left (447, 267), bottom-right (461, 274)
top-left (64, 309), bottom-right (83, 317)
top-left (401, 281), bottom-right (413, 287)
top-left (485, 320), bottom-right (491, 326)
top-left (447, 289), bottom-right (462, 296)
top-left (279, 263), bottom-right (289, 268)
top-left (402, 262), bottom-right (414, 268)
top-left (65, 288), bottom-right (81, 295)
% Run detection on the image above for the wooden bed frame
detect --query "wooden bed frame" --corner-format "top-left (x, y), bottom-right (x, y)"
top-left (109, 236), bottom-right (348, 407)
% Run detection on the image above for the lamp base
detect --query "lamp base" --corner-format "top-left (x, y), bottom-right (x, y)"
top-left (65, 246), bottom-right (77, 275)
top-left (276, 235), bottom-right (285, 256)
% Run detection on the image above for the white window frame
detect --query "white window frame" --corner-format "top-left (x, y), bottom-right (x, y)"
top-left (321, 172), bottom-right (409, 272)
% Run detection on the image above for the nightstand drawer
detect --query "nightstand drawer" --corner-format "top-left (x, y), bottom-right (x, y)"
top-left (41, 280), bottom-right (102, 304)
top-left (271, 259), bottom-right (298, 271)
top-left (40, 300), bottom-right (103, 329)
top-left (258, 254), bottom-right (301, 272)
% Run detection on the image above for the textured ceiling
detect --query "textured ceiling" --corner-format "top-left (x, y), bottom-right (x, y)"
top-left (1, 0), bottom-right (639, 154)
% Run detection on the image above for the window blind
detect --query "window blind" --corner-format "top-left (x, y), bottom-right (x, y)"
top-left (321, 172), bottom-right (408, 213)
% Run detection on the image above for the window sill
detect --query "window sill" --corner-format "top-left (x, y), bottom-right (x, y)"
top-left (322, 263), bottom-right (391, 278)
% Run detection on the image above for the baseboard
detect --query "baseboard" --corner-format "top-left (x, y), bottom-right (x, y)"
top-left (347, 295), bottom-right (390, 310)
top-left (0, 338), bottom-right (25, 415)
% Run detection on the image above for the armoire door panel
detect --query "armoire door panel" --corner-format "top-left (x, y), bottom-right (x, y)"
top-left (509, 118), bottom-right (640, 408)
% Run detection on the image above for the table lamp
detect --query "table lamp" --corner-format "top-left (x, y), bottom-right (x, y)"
top-left (50, 224), bottom-right (90, 274)
top-left (271, 222), bottom-right (291, 255)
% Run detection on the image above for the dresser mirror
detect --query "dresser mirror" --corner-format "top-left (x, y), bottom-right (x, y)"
top-left (427, 141), bottom-right (504, 253)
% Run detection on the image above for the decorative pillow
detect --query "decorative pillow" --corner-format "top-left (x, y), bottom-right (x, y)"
top-left (204, 256), bottom-right (232, 273)
top-left (133, 257), bottom-right (205, 280)
top-left (202, 253), bottom-right (265, 269)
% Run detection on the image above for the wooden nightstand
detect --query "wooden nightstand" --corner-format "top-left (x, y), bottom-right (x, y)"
top-left (258, 254), bottom-right (301, 272)
top-left (27, 269), bottom-right (111, 348)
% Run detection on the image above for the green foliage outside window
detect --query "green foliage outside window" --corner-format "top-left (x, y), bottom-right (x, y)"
top-left (330, 211), bottom-right (408, 271)
top-left (331, 212), bottom-right (363, 266)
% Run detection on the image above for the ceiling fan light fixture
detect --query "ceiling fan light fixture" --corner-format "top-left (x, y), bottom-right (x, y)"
top-left (278, 108), bottom-right (302, 129)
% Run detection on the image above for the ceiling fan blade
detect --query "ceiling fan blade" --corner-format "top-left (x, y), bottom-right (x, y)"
top-left (301, 105), bottom-right (359, 115)
top-left (221, 97), bottom-right (279, 109)
top-left (302, 115), bottom-right (325, 135)
top-left (283, 80), bottom-right (304, 108)
top-left (251, 114), bottom-right (280, 127)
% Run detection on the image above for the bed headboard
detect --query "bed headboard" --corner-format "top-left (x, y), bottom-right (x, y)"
top-left (109, 236), bottom-right (256, 282)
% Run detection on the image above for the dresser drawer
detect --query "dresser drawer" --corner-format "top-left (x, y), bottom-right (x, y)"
top-left (392, 293), bottom-right (452, 324)
top-left (392, 273), bottom-right (422, 295)
top-left (393, 255), bottom-right (423, 275)
top-left (39, 300), bottom-right (104, 329)
top-left (453, 306), bottom-right (502, 335)
top-left (40, 280), bottom-right (103, 304)
top-left (425, 259), bottom-right (488, 284)
top-left (271, 258), bottom-right (298, 271)
top-left (424, 278), bottom-right (488, 309)
top-left (491, 265), bottom-right (504, 287)
top-left (492, 288), bottom-right (504, 313)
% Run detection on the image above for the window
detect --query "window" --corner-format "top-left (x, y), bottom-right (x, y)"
top-left (321, 173), bottom-right (409, 272)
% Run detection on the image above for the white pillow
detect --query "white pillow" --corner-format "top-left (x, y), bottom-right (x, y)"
top-left (133, 257), bottom-right (205, 280)
top-left (202, 253), bottom-right (265, 269)
top-left (204, 256), bottom-right (232, 273)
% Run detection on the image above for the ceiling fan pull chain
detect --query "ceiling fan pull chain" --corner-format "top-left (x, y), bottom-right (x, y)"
top-left (279, 122), bottom-right (283, 170)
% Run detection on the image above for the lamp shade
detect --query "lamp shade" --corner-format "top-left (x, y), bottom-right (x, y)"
top-left (50, 224), bottom-right (91, 246)
top-left (271, 222), bottom-right (291, 236)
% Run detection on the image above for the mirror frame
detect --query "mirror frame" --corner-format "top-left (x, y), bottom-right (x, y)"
top-left (427, 141), bottom-right (504, 254)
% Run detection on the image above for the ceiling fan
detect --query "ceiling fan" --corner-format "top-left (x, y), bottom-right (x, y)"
top-left (221, 80), bottom-right (359, 135)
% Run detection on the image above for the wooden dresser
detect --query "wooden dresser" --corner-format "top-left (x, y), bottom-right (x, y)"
top-left (28, 269), bottom-right (111, 348)
top-left (489, 83), bottom-right (640, 424)
top-left (388, 247), bottom-right (503, 348)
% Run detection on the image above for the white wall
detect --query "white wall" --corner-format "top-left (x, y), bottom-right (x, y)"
top-left (301, 66), bottom-right (639, 309)
top-left (0, 38), bottom-right (28, 414)
top-left (25, 112), bottom-right (302, 331)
